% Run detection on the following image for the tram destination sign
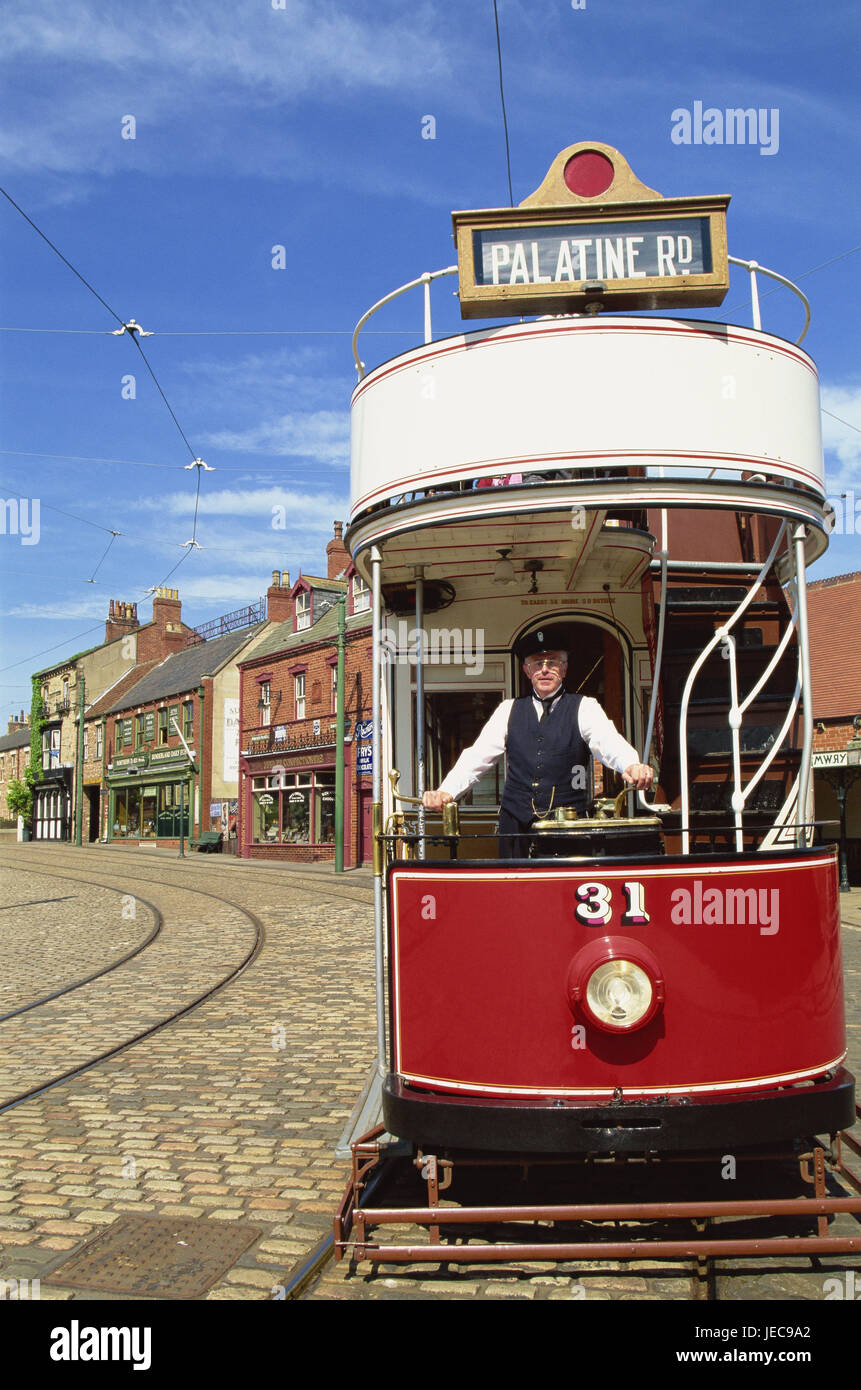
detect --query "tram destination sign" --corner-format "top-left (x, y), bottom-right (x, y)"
top-left (453, 196), bottom-right (730, 318)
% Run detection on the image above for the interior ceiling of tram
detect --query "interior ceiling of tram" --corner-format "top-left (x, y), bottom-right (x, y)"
top-left (372, 508), bottom-right (655, 593)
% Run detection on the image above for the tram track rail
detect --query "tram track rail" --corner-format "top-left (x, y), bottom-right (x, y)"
top-left (0, 843), bottom-right (375, 909)
top-left (0, 855), bottom-right (267, 1118)
top-left (0, 868), bottom-right (164, 1024)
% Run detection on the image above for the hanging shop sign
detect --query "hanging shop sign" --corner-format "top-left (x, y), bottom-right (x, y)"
top-left (355, 720), bottom-right (373, 775)
top-left (452, 141), bottom-right (729, 319)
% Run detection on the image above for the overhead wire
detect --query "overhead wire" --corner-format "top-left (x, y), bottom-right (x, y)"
top-left (0, 185), bottom-right (209, 575)
top-left (492, 0), bottom-right (514, 207)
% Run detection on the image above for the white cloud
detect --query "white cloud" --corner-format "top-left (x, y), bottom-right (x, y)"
top-left (0, 0), bottom-right (452, 181)
top-left (203, 413), bottom-right (349, 464)
top-left (130, 485), bottom-right (347, 520)
top-left (821, 382), bottom-right (861, 491)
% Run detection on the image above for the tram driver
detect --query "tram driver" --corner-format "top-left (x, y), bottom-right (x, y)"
top-left (422, 628), bottom-right (654, 858)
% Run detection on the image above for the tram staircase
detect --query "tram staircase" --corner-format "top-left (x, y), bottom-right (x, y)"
top-left (652, 568), bottom-right (800, 854)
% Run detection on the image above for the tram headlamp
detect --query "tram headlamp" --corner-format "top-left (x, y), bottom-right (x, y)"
top-left (567, 937), bottom-right (664, 1034)
top-left (585, 960), bottom-right (652, 1029)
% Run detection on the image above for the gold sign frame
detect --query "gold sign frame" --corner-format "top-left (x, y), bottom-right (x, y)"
top-left (452, 142), bottom-right (730, 319)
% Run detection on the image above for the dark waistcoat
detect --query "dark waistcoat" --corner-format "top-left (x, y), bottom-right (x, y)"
top-left (501, 691), bottom-right (588, 822)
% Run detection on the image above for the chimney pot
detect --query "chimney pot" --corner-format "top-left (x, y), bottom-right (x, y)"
top-left (272, 570), bottom-right (280, 586)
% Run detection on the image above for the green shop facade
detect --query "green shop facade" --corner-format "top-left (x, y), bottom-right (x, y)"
top-left (106, 744), bottom-right (196, 844)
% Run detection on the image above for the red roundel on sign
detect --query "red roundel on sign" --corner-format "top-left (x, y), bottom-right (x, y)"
top-left (564, 150), bottom-right (615, 197)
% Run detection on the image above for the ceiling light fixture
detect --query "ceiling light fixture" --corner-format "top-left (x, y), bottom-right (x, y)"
top-left (493, 548), bottom-right (515, 586)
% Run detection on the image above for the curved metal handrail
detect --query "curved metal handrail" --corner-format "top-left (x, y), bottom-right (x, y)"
top-left (727, 256), bottom-right (811, 345)
top-left (352, 265), bottom-right (458, 379)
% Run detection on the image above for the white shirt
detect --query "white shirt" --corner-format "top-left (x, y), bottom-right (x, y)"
top-left (438, 692), bottom-right (641, 802)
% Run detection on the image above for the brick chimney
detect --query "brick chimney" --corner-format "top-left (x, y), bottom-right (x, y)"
top-left (266, 569), bottom-right (293, 624)
top-left (105, 599), bottom-right (139, 644)
top-left (326, 520), bottom-right (349, 579)
top-left (150, 587), bottom-right (184, 655)
top-left (7, 710), bottom-right (29, 735)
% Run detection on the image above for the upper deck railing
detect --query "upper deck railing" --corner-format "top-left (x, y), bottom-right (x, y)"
top-left (352, 256), bottom-right (811, 380)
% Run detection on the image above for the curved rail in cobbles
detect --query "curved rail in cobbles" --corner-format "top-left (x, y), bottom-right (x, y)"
top-left (0, 854), bottom-right (265, 1116)
top-left (0, 866), bottom-right (163, 1023)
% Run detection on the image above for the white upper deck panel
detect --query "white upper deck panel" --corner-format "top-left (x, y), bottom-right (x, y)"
top-left (350, 315), bottom-right (824, 526)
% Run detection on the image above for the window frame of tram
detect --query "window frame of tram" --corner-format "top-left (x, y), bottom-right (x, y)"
top-left (251, 771), bottom-right (336, 845)
top-left (111, 779), bottom-right (192, 839)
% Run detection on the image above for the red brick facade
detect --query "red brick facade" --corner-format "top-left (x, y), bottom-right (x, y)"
top-left (238, 612), bottom-right (373, 865)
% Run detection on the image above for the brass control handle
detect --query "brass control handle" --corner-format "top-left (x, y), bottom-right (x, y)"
top-left (388, 769), bottom-right (423, 807)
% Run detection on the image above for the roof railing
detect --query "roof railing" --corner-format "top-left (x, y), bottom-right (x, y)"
top-left (726, 256), bottom-right (811, 345)
top-left (351, 257), bottom-right (812, 380)
top-left (352, 265), bottom-right (458, 379)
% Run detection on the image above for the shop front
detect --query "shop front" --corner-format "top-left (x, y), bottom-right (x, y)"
top-left (106, 748), bottom-right (194, 845)
top-left (241, 748), bottom-right (349, 863)
top-left (32, 768), bottom-right (72, 841)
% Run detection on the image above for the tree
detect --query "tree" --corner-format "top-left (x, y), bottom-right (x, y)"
top-left (6, 777), bottom-right (32, 825)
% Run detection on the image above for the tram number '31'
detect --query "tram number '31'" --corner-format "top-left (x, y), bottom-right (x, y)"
top-left (574, 880), bottom-right (649, 927)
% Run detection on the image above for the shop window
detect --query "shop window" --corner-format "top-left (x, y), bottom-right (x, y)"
top-left (252, 786), bottom-right (279, 843)
top-left (250, 771), bottom-right (335, 845)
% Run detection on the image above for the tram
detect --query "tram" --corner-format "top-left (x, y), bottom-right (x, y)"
top-left (344, 142), bottom-right (855, 1166)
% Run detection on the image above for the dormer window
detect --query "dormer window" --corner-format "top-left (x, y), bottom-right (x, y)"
top-left (296, 591), bottom-right (311, 630)
top-left (352, 575), bottom-right (370, 613)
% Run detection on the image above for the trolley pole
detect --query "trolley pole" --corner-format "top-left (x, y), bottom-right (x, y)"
top-left (334, 592), bottom-right (346, 873)
top-left (178, 778), bottom-right (185, 858)
top-left (74, 674), bottom-right (85, 846)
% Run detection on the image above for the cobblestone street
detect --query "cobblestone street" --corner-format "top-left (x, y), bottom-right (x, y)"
top-left (0, 843), bottom-right (858, 1303)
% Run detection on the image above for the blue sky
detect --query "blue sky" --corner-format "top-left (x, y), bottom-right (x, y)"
top-left (1, 0), bottom-right (859, 717)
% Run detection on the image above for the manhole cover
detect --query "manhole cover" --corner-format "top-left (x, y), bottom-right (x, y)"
top-left (49, 1216), bottom-right (262, 1299)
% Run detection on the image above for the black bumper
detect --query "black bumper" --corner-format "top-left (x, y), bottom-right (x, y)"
top-left (382, 1069), bottom-right (856, 1155)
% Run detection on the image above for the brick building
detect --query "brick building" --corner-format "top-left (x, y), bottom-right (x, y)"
top-left (29, 588), bottom-right (197, 842)
top-left (808, 571), bottom-right (861, 884)
top-left (101, 623), bottom-right (269, 848)
top-left (238, 524), bottom-right (374, 865)
top-left (0, 713), bottom-right (30, 824)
